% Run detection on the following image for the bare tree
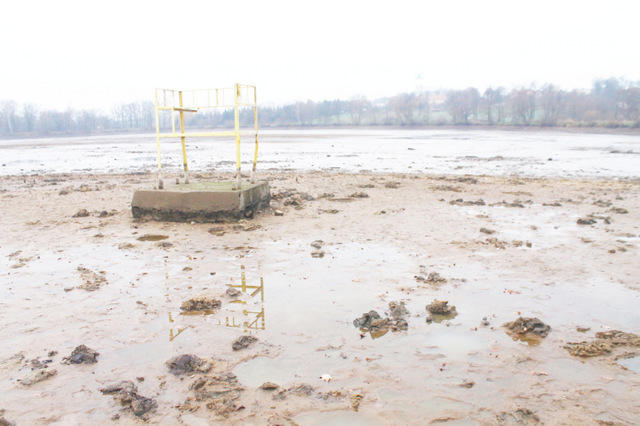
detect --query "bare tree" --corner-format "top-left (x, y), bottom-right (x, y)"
top-left (509, 88), bottom-right (536, 125)
top-left (23, 103), bottom-right (38, 132)
top-left (540, 84), bottom-right (561, 126)
top-left (1, 100), bottom-right (17, 134)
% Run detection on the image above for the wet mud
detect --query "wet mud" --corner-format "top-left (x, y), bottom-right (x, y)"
top-left (1, 170), bottom-right (639, 424)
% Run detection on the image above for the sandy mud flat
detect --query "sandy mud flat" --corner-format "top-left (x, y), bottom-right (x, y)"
top-left (1, 170), bottom-right (639, 425)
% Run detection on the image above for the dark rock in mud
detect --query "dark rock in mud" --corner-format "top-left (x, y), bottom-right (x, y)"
top-left (415, 270), bottom-right (448, 285)
top-left (62, 345), bottom-right (99, 364)
top-left (384, 181), bottom-right (400, 189)
top-left (166, 354), bottom-right (212, 375)
top-left (354, 310), bottom-right (382, 329)
top-left (72, 209), bottom-right (90, 218)
top-left (609, 207), bottom-right (628, 214)
top-left (426, 300), bottom-right (457, 316)
top-left (208, 226), bottom-right (226, 236)
top-left (480, 227), bottom-right (495, 235)
top-left (272, 383), bottom-right (315, 401)
top-left (100, 380), bottom-right (157, 418)
top-left (310, 240), bottom-right (323, 249)
top-left (503, 317), bottom-right (551, 337)
top-left (577, 218), bottom-right (597, 225)
top-left (232, 335), bottom-right (258, 351)
top-left (180, 297), bottom-right (221, 311)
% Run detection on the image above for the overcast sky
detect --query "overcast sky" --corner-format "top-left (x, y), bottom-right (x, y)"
top-left (2, 0), bottom-right (639, 112)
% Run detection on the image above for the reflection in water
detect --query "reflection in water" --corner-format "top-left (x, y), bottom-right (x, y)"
top-left (223, 266), bottom-right (265, 332)
top-left (505, 331), bottom-right (542, 346)
top-left (168, 312), bottom-right (188, 341)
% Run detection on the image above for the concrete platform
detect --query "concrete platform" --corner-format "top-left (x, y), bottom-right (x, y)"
top-left (131, 181), bottom-right (270, 222)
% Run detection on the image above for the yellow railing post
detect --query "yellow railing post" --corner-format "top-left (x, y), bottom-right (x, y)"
top-left (179, 91), bottom-right (189, 184)
top-left (251, 87), bottom-right (259, 184)
top-left (154, 89), bottom-right (164, 189)
top-left (233, 83), bottom-right (242, 190)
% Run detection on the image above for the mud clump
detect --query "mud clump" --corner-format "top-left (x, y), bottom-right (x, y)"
top-left (260, 382), bottom-right (279, 390)
top-left (100, 380), bottom-right (157, 419)
top-left (272, 383), bottom-right (315, 401)
top-left (166, 354), bottom-right (212, 375)
top-left (180, 297), bottom-right (221, 312)
top-left (232, 335), bottom-right (258, 351)
top-left (77, 266), bottom-right (108, 291)
top-left (226, 287), bottom-right (241, 298)
top-left (184, 373), bottom-right (245, 417)
top-left (497, 408), bottom-right (540, 424)
top-left (72, 209), bottom-right (90, 218)
top-left (426, 300), bottom-right (457, 315)
top-left (0, 409), bottom-right (15, 426)
top-left (565, 330), bottom-right (640, 358)
top-left (564, 340), bottom-right (613, 357)
top-left (62, 345), bottom-right (99, 364)
top-left (415, 267), bottom-right (447, 285)
top-left (503, 317), bottom-right (551, 337)
top-left (425, 300), bottom-right (458, 323)
top-left (20, 367), bottom-right (57, 386)
top-left (354, 301), bottom-right (409, 337)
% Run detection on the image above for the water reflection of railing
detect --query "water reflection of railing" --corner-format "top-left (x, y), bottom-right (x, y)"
top-left (223, 266), bottom-right (265, 332)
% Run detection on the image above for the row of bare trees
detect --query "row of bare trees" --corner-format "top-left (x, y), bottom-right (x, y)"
top-left (1, 78), bottom-right (639, 138)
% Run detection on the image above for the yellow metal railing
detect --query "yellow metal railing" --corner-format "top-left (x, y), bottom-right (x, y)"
top-left (154, 84), bottom-right (259, 190)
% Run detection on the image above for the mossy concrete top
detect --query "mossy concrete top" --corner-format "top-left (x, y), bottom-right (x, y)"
top-left (162, 181), bottom-right (264, 192)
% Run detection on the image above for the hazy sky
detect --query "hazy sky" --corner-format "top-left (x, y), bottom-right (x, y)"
top-left (2, 0), bottom-right (639, 112)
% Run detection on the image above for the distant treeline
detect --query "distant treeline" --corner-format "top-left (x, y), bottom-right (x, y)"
top-left (1, 77), bottom-right (639, 138)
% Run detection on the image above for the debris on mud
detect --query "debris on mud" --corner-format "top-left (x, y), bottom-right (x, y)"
top-left (272, 383), bottom-right (315, 401)
top-left (349, 192), bottom-right (369, 198)
top-left (260, 382), bottom-right (279, 390)
top-left (310, 240), bottom-right (323, 249)
top-left (484, 237), bottom-right (507, 249)
top-left (273, 189), bottom-right (315, 210)
top-left (19, 367), bottom-right (57, 386)
top-left (100, 380), bottom-right (157, 419)
top-left (233, 220), bottom-right (261, 232)
top-left (186, 373), bottom-right (245, 417)
top-left (166, 354), bottom-right (212, 375)
top-left (354, 301), bottom-right (409, 337)
top-left (311, 250), bottom-right (325, 258)
top-left (609, 207), bottom-right (629, 214)
top-left (415, 267), bottom-right (448, 285)
top-left (72, 209), bottom-right (90, 218)
top-left (577, 217), bottom-right (597, 225)
top-left (226, 287), bottom-right (242, 298)
top-left (62, 345), bottom-right (99, 364)
top-left (232, 335), bottom-right (258, 351)
top-left (480, 227), bottom-right (495, 234)
top-left (180, 297), bottom-right (221, 312)
top-left (449, 198), bottom-right (485, 206)
top-left (489, 200), bottom-right (530, 208)
top-left (497, 408), bottom-right (540, 424)
top-left (503, 317), bottom-right (551, 338)
top-left (384, 181), bottom-right (401, 189)
top-left (77, 266), bottom-right (108, 291)
top-left (351, 393), bottom-right (364, 411)
top-left (565, 330), bottom-right (640, 358)
top-left (208, 226), bottom-right (226, 236)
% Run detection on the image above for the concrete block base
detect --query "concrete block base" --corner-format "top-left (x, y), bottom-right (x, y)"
top-left (131, 181), bottom-right (270, 222)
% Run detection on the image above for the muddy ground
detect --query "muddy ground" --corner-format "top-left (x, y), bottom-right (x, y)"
top-left (0, 170), bottom-right (639, 425)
